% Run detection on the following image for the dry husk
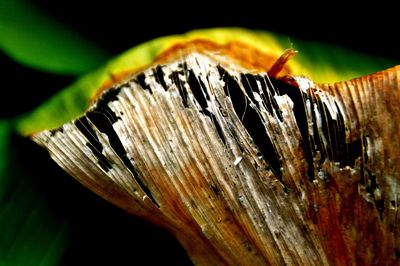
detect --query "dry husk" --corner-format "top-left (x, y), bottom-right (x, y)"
top-left (33, 47), bottom-right (400, 265)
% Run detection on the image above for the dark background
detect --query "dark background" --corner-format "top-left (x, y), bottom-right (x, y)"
top-left (36, 1), bottom-right (400, 60)
top-left (3, 1), bottom-right (398, 265)
top-left (3, 1), bottom-right (399, 118)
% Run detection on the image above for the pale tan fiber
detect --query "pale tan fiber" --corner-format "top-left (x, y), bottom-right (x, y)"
top-left (33, 52), bottom-right (400, 265)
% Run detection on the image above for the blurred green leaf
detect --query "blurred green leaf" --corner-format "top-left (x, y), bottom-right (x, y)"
top-left (0, 0), bottom-right (109, 75)
top-left (0, 120), bottom-right (68, 266)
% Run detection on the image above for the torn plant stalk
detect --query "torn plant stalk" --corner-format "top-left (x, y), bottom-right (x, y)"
top-left (25, 31), bottom-right (399, 265)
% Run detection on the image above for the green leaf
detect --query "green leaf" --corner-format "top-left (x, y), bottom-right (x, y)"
top-left (13, 28), bottom-right (398, 136)
top-left (0, 120), bottom-right (68, 266)
top-left (0, 0), bottom-right (109, 75)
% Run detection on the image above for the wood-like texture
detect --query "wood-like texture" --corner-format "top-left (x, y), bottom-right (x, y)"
top-left (33, 52), bottom-right (399, 265)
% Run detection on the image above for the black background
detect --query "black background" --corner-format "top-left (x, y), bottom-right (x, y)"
top-left (3, 1), bottom-right (398, 265)
top-left (3, 1), bottom-right (399, 118)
